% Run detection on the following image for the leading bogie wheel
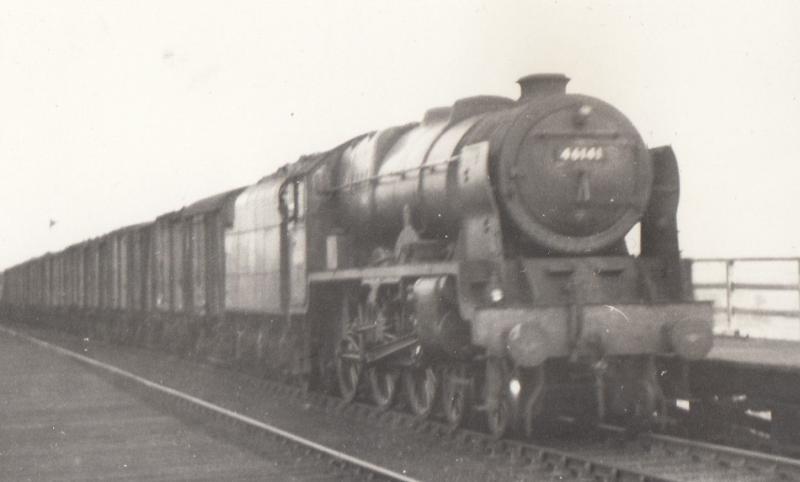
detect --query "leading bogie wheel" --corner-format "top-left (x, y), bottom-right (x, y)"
top-left (403, 365), bottom-right (439, 418)
top-left (441, 363), bottom-right (470, 428)
top-left (521, 367), bottom-right (548, 438)
top-left (486, 394), bottom-right (511, 439)
top-left (522, 388), bottom-right (547, 439)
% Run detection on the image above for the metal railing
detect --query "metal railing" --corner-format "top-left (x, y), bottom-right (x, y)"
top-left (689, 257), bottom-right (800, 339)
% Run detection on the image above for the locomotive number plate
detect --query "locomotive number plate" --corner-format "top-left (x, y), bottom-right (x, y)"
top-left (557, 146), bottom-right (604, 162)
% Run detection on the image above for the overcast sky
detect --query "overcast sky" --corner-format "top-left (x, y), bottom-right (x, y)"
top-left (1, 1), bottom-right (799, 269)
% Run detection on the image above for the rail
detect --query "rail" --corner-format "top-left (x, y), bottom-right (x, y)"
top-left (689, 257), bottom-right (800, 340)
top-left (0, 326), bottom-right (418, 482)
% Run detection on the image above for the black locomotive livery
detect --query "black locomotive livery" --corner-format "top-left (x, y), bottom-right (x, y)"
top-left (1, 74), bottom-right (713, 437)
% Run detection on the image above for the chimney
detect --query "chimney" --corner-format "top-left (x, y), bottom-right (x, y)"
top-left (517, 73), bottom-right (570, 101)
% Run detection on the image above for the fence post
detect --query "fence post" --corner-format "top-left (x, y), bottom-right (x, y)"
top-left (725, 260), bottom-right (734, 332)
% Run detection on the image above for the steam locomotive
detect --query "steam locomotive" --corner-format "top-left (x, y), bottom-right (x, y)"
top-left (1, 73), bottom-right (713, 437)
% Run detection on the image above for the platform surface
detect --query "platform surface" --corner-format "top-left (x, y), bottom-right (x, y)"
top-left (707, 335), bottom-right (800, 370)
top-left (0, 330), bottom-right (303, 481)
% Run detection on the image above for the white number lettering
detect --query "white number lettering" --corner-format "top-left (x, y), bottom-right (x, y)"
top-left (557, 146), bottom-right (604, 162)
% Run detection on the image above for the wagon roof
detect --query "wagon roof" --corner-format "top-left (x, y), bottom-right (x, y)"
top-left (110, 221), bottom-right (152, 234)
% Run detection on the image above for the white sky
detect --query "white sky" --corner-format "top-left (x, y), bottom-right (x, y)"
top-left (1, 0), bottom-right (799, 269)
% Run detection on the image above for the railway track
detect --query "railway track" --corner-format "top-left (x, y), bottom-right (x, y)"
top-left (4, 322), bottom-right (800, 481)
top-left (317, 390), bottom-right (800, 481)
top-left (556, 425), bottom-right (800, 481)
top-left (0, 325), bottom-right (417, 482)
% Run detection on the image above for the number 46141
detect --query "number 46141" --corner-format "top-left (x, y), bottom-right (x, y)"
top-left (559, 146), bottom-right (604, 161)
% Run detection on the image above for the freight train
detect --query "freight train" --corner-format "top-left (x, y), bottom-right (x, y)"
top-left (0, 73), bottom-right (713, 437)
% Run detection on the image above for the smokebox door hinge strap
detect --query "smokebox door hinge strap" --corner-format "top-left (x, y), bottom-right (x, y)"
top-left (576, 170), bottom-right (591, 203)
top-left (565, 278), bottom-right (584, 360)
